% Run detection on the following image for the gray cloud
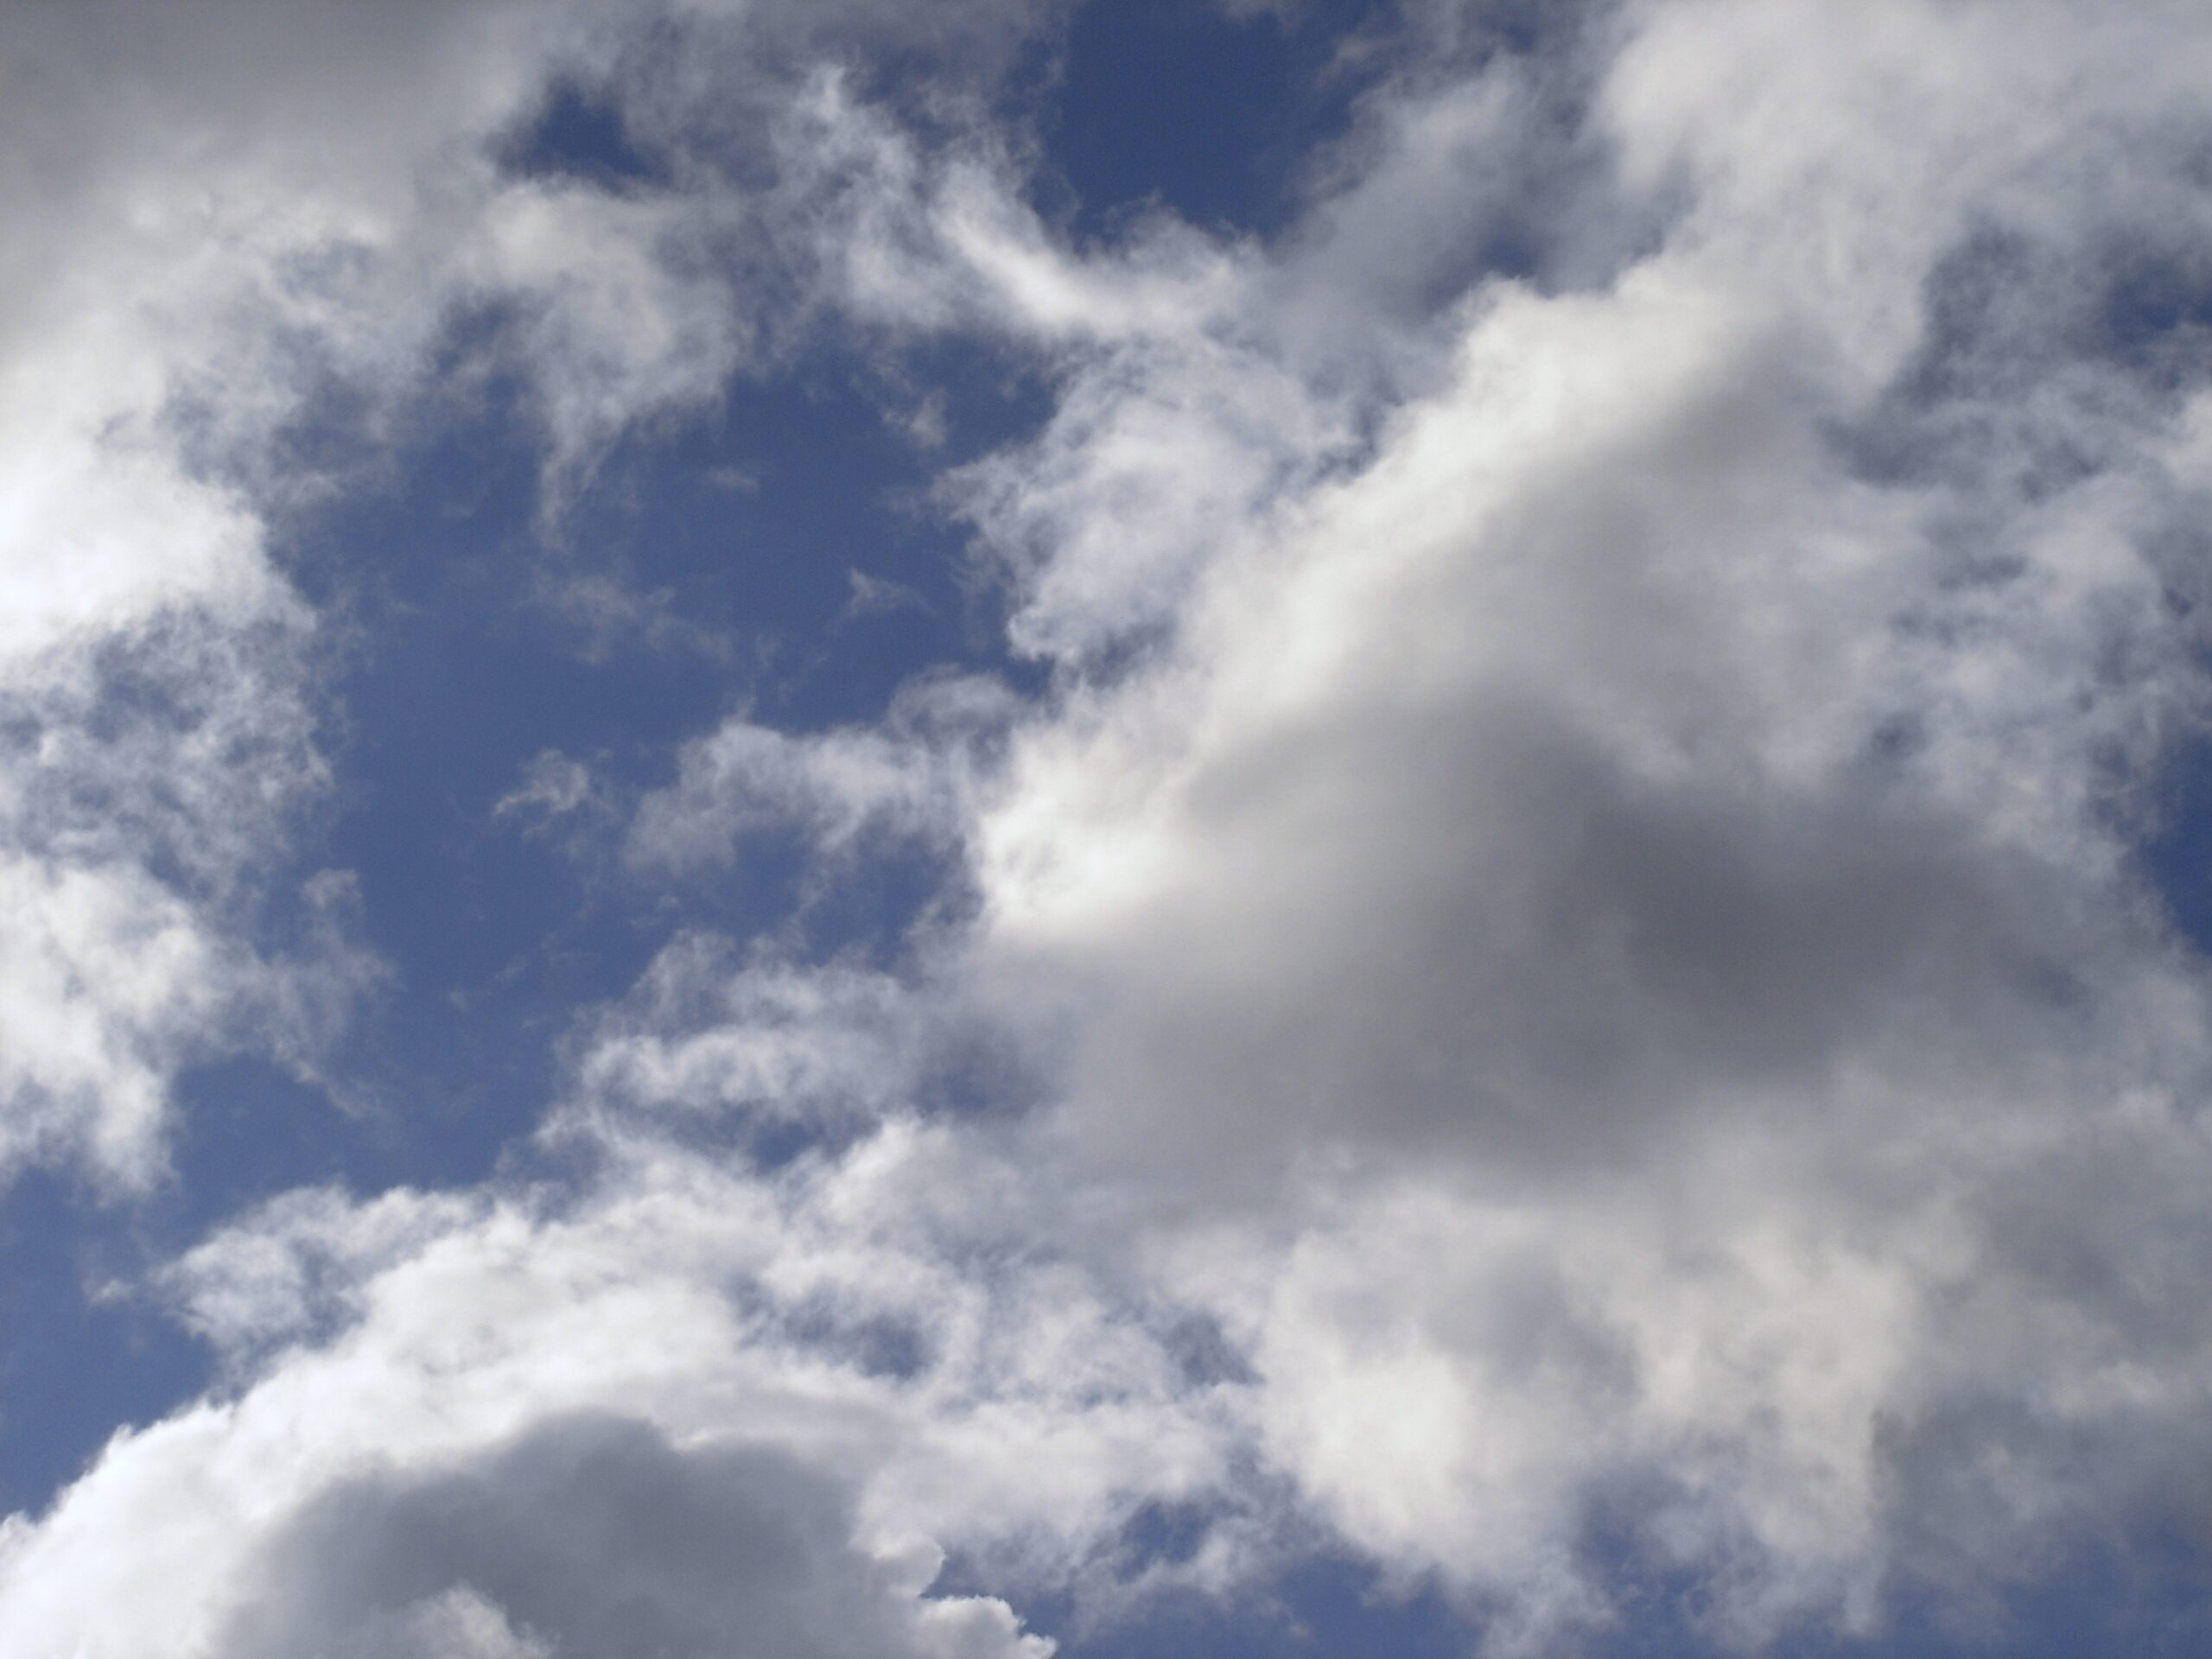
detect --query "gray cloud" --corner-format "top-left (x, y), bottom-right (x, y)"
top-left (219, 1414), bottom-right (1047, 1659)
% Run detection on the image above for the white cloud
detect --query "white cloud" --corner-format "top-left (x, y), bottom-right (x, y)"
top-left (0, 855), bottom-right (229, 1183)
top-left (494, 749), bottom-right (602, 826)
top-left (628, 674), bottom-right (1017, 874)
top-left (572, 938), bottom-right (936, 1127)
top-left (0, 1124), bottom-right (1216, 1657)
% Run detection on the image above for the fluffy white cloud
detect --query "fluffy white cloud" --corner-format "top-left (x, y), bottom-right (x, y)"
top-left (0, 1122), bottom-right (1222, 1657)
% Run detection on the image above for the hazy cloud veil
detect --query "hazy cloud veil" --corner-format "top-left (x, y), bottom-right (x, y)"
top-left (5, 1), bottom-right (2212, 1656)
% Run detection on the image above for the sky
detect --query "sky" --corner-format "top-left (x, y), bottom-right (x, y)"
top-left (4, 1), bottom-right (2212, 1656)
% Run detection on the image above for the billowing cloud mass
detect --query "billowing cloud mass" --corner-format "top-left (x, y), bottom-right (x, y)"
top-left (6, 0), bottom-right (2212, 1655)
top-left (219, 1414), bottom-right (1051, 1659)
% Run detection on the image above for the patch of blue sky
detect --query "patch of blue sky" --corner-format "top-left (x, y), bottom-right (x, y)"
top-left (1039, 1556), bottom-right (1477, 1659)
top-left (1033, 0), bottom-right (1394, 243)
top-left (263, 397), bottom-right (922, 1148)
top-left (1006, 1491), bottom-right (2212, 1659)
top-left (2145, 742), bottom-right (2212, 957)
top-left (499, 76), bottom-right (673, 194)
top-left (0, 1168), bottom-right (209, 1516)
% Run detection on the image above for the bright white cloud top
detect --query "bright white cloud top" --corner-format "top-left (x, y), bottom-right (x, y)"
top-left (5, 2), bottom-right (2212, 1656)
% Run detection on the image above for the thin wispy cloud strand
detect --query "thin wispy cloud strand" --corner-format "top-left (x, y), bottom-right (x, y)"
top-left (4, 3), bottom-right (2212, 1656)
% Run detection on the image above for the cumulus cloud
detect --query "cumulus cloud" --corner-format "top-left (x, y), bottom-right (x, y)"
top-left (218, 1414), bottom-right (1050, 1659)
top-left (0, 1126), bottom-right (1220, 1658)
top-left (942, 0), bottom-right (2212, 1638)
top-left (599, 0), bottom-right (2212, 1637)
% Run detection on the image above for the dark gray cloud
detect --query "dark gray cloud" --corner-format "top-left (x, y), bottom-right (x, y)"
top-left (220, 1414), bottom-right (1039, 1659)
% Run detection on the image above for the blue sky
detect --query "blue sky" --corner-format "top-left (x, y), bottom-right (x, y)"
top-left (5, 3), bottom-right (2212, 1656)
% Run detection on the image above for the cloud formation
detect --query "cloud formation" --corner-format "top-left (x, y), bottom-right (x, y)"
top-left (219, 1414), bottom-right (1050, 1659)
top-left (952, 0), bottom-right (2212, 1633)
top-left (9, 1), bottom-right (2212, 1656)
